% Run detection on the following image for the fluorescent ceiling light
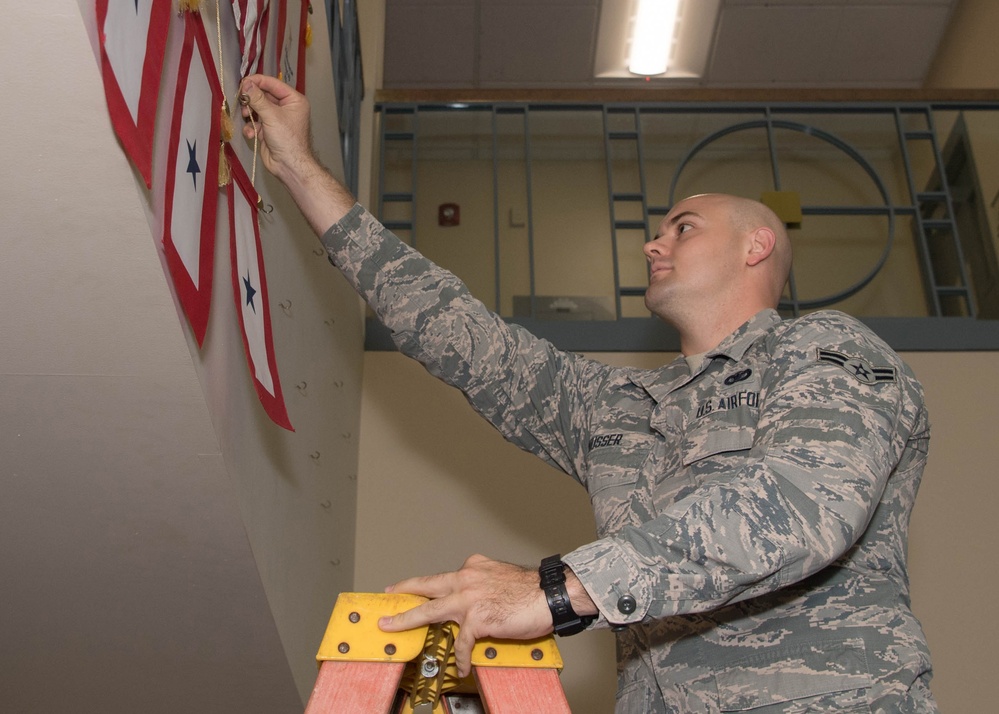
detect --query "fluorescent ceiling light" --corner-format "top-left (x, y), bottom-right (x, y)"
top-left (594, 0), bottom-right (719, 81)
top-left (629, 0), bottom-right (681, 76)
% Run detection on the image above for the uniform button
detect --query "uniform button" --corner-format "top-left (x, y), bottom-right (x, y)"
top-left (617, 594), bottom-right (637, 615)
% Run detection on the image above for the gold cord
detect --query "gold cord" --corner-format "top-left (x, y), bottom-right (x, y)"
top-left (215, 0), bottom-right (224, 97)
top-left (238, 92), bottom-right (261, 205)
top-left (215, 0), bottom-right (232, 185)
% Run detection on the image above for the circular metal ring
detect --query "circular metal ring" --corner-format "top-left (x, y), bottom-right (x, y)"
top-left (668, 118), bottom-right (895, 311)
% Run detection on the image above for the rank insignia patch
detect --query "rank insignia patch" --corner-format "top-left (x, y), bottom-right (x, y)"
top-left (817, 348), bottom-right (896, 384)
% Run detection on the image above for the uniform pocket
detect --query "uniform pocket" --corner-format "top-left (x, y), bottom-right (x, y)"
top-left (682, 375), bottom-right (761, 467)
top-left (716, 638), bottom-right (873, 712)
top-left (585, 433), bottom-right (657, 538)
top-left (585, 433), bottom-right (657, 496)
top-left (614, 679), bottom-right (654, 714)
top-left (681, 413), bottom-right (755, 467)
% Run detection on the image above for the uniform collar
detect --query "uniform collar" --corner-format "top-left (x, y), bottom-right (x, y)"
top-left (706, 308), bottom-right (782, 363)
top-left (631, 309), bottom-right (781, 402)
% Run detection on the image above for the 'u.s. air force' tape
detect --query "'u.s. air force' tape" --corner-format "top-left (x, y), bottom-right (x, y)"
top-left (817, 348), bottom-right (896, 384)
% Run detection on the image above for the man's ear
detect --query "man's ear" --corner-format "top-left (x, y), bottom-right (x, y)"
top-left (746, 226), bottom-right (776, 267)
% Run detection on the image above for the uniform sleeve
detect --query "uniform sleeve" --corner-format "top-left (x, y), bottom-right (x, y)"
top-left (563, 314), bottom-right (928, 627)
top-left (320, 204), bottom-right (607, 479)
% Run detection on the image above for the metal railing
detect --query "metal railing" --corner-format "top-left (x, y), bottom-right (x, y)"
top-left (326, 0), bottom-right (363, 195)
top-left (368, 95), bottom-right (999, 351)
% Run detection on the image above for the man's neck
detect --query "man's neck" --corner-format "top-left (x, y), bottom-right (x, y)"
top-left (676, 303), bottom-right (770, 356)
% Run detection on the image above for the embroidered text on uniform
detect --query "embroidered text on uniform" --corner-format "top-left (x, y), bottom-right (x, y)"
top-left (696, 391), bottom-right (760, 418)
top-left (589, 433), bottom-right (624, 449)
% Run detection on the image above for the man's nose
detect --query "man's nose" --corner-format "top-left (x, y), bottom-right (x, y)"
top-left (643, 237), bottom-right (668, 260)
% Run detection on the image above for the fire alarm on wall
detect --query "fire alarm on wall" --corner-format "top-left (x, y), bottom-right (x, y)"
top-left (438, 203), bottom-right (460, 227)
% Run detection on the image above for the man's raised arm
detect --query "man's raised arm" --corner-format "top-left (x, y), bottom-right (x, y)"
top-left (239, 74), bottom-right (355, 235)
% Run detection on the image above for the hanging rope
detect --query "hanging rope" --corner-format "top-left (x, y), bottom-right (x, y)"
top-left (238, 90), bottom-right (264, 209)
top-left (215, 0), bottom-right (233, 186)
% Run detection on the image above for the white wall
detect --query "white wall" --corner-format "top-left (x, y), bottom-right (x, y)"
top-left (0, 1), bottom-right (365, 708)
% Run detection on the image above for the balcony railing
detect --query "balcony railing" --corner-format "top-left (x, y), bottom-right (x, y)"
top-left (326, 0), bottom-right (363, 196)
top-left (368, 90), bottom-right (999, 351)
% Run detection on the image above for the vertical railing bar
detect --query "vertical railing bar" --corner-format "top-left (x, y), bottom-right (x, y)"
top-left (925, 109), bottom-right (977, 318)
top-left (764, 106), bottom-right (800, 317)
top-left (895, 107), bottom-right (942, 316)
top-left (634, 107), bottom-right (652, 318)
top-left (327, 0), bottom-right (363, 195)
top-left (603, 106), bottom-right (623, 319)
top-left (344, 0), bottom-right (360, 194)
top-left (492, 106), bottom-right (502, 314)
top-left (376, 103), bottom-right (387, 222)
top-left (411, 108), bottom-right (419, 249)
top-left (524, 107), bottom-right (537, 318)
top-left (764, 106), bottom-right (784, 191)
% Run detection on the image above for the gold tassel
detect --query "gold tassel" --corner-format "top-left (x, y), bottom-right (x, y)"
top-left (306, 2), bottom-right (313, 46)
top-left (220, 100), bottom-right (234, 143)
top-left (218, 141), bottom-right (231, 187)
top-left (177, 0), bottom-right (202, 13)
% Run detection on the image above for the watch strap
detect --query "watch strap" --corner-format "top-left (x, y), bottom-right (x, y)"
top-left (539, 554), bottom-right (595, 637)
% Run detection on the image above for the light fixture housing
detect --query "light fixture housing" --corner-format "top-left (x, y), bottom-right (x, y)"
top-left (594, 0), bottom-right (721, 81)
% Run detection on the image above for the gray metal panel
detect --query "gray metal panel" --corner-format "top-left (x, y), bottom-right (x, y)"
top-left (365, 316), bottom-right (999, 352)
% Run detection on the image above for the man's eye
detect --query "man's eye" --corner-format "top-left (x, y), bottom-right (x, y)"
top-left (678, 223), bottom-right (693, 233)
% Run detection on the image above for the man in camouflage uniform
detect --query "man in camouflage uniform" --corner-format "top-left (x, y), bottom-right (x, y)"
top-left (240, 75), bottom-right (937, 712)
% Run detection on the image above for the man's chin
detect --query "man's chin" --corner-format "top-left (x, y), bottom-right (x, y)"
top-left (644, 284), bottom-right (670, 311)
top-left (644, 294), bottom-right (674, 324)
top-left (647, 286), bottom-right (696, 323)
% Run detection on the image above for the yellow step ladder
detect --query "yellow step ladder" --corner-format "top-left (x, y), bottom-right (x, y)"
top-left (305, 592), bottom-right (572, 713)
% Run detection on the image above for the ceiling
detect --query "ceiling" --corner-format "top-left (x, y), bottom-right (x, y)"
top-left (382, 0), bottom-right (960, 90)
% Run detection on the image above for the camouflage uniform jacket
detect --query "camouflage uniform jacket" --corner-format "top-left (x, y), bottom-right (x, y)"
top-left (322, 205), bottom-right (937, 713)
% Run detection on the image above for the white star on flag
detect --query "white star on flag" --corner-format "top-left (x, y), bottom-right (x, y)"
top-left (161, 13), bottom-right (223, 347)
top-left (227, 147), bottom-right (293, 431)
top-left (97, 0), bottom-right (171, 187)
top-left (276, 0), bottom-right (308, 93)
top-left (231, 0), bottom-right (272, 78)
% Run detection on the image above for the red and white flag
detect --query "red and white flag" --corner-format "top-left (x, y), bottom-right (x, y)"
top-left (96, 0), bottom-right (171, 187)
top-left (227, 147), bottom-right (293, 431)
top-left (231, 0), bottom-right (272, 78)
top-left (161, 13), bottom-right (222, 347)
top-left (275, 0), bottom-right (309, 93)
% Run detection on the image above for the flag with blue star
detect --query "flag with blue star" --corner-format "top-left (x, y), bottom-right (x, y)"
top-left (275, 0), bottom-right (308, 93)
top-left (162, 13), bottom-right (222, 347)
top-left (227, 145), bottom-right (293, 431)
top-left (96, 0), bottom-right (171, 187)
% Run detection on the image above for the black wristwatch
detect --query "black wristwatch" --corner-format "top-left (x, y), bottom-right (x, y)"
top-left (539, 554), bottom-right (596, 637)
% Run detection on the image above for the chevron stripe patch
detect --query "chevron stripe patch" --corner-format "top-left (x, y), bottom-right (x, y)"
top-left (817, 348), bottom-right (896, 384)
